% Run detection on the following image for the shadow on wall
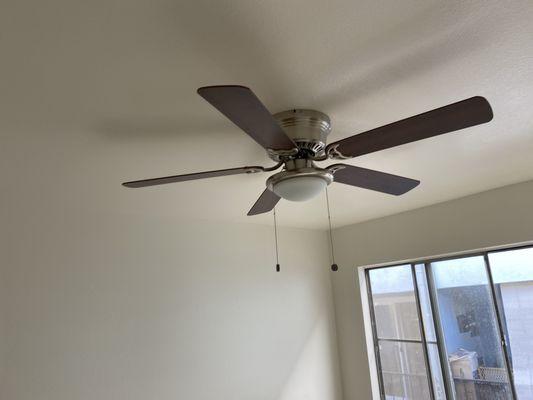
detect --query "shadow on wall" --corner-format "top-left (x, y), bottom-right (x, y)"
top-left (314, 3), bottom-right (496, 113)
top-left (1, 211), bottom-right (342, 400)
top-left (277, 315), bottom-right (343, 400)
top-left (93, 2), bottom-right (498, 145)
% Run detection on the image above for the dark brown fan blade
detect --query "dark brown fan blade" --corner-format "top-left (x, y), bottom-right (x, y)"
top-left (198, 85), bottom-right (297, 152)
top-left (326, 96), bottom-right (493, 159)
top-left (329, 164), bottom-right (420, 195)
top-left (123, 166), bottom-right (265, 188)
top-left (247, 189), bottom-right (280, 216)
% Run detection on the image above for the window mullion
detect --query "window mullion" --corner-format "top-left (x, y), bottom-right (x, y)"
top-left (365, 269), bottom-right (386, 400)
top-left (483, 253), bottom-right (518, 400)
top-left (411, 263), bottom-right (436, 400)
top-left (425, 262), bottom-right (456, 400)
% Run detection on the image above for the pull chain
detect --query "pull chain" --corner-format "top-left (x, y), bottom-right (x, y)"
top-left (273, 207), bottom-right (280, 272)
top-left (325, 187), bottom-right (338, 271)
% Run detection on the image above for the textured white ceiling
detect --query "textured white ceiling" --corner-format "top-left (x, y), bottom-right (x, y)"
top-left (2, 0), bottom-right (533, 229)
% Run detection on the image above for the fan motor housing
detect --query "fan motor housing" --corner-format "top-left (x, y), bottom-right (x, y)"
top-left (270, 109), bottom-right (331, 160)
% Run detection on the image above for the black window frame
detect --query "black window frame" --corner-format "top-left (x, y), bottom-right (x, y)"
top-left (363, 242), bottom-right (533, 400)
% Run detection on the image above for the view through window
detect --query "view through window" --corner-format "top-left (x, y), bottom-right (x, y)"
top-left (365, 245), bottom-right (533, 400)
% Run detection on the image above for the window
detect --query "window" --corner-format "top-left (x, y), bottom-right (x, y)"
top-left (368, 265), bottom-right (434, 399)
top-left (489, 248), bottom-right (533, 400)
top-left (364, 245), bottom-right (533, 400)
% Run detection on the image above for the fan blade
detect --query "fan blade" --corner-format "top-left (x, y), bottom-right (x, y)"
top-left (326, 96), bottom-right (493, 159)
top-left (247, 189), bottom-right (280, 216)
top-left (123, 166), bottom-right (266, 188)
top-left (329, 164), bottom-right (420, 195)
top-left (198, 85), bottom-right (298, 152)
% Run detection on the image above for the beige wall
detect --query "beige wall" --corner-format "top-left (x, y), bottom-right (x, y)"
top-left (0, 239), bottom-right (5, 394)
top-left (0, 188), bottom-right (7, 393)
top-left (5, 149), bottom-right (533, 400)
top-left (330, 179), bottom-right (533, 400)
top-left (1, 209), bottom-right (342, 400)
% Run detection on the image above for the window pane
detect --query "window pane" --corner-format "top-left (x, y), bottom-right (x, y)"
top-left (489, 247), bottom-right (533, 284)
top-left (431, 256), bottom-right (513, 400)
top-left (489, 247), bottom-right (533, 400)
top-left (379, 340), bottom-right (431, 399)
top-left (369, 265), bottom-right (420, 340)
top-left (415, 265), bottom-right (446, 399)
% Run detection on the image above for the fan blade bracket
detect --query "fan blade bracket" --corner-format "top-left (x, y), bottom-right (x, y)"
top-left (326, 144), bottom-right (352, 160)
top-left (244, 166), bottom-right (264, 174)
top-left (327, 163), bottom-right (348, 174)
top-left (266, 147), bottom-right (300, 162)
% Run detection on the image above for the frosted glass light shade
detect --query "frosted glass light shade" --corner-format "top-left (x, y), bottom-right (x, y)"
top-left (272, 176), bottom-right (328, 202)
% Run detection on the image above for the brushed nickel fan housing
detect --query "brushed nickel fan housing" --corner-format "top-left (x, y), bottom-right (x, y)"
top-left (268, 109), bottom-right (331, 161)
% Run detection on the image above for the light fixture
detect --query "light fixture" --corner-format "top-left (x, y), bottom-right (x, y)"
top-left (272, 176), bottom-right (328, 201)
top-left (267, 167), bottom-right (333, 202)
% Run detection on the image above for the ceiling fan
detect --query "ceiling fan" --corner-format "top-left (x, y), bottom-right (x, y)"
top-left (123, 85), bottom-right (493, 215)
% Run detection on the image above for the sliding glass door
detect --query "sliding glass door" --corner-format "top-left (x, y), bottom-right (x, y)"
top-left (365, 244), bottom-right (533, 400)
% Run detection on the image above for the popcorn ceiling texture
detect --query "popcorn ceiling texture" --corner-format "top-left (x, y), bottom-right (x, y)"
top-left (2, 1), bottom-right (533, 229)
